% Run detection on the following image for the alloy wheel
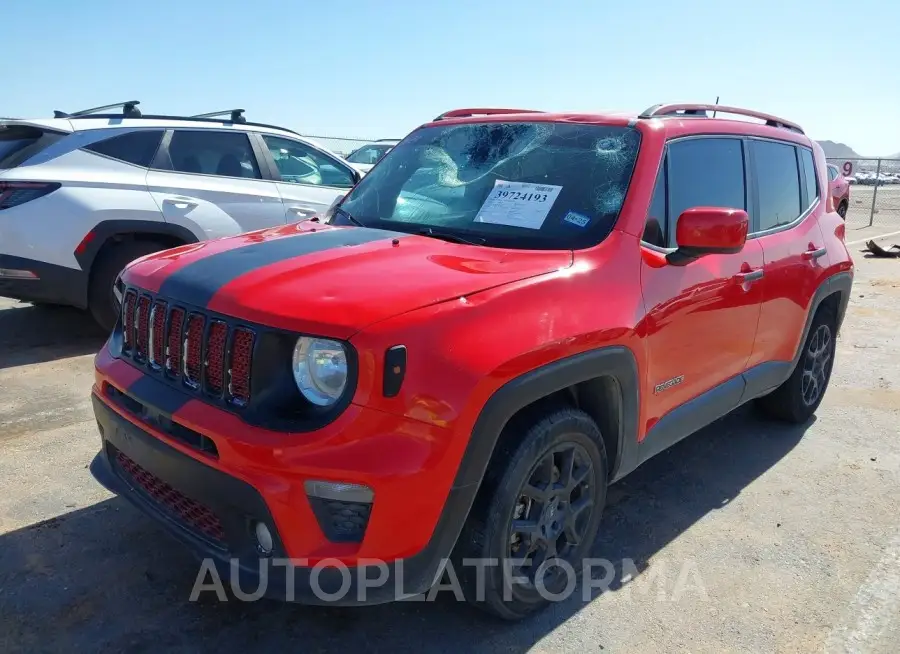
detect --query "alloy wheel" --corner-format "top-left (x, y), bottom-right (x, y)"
top-left (508, 441), bottom-right (597, 588)
top-left (801, 324), bottom-right (833, 406)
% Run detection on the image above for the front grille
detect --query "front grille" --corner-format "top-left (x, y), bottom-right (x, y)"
top-left (135, 295), bottom-right (151, 360)
top-left (119, 287), bottom-right (255, 407)
top-left (183, 314), bottom-right (205, 388)
top-left (122, 291), bottom-right (136, 351)
top-left (205, 321), bottom-right (227, 395)
top-left (149, 300), bottom-right (166, 367)
top-left (115, 449), bottom-right (225, 546)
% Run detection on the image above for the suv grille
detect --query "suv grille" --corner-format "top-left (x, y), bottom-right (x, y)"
top-left (120, 288), bottom-right (254, 406)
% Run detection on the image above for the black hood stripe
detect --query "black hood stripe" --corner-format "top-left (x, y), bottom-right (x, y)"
top-left (159, 227), bottom-right (406, 308)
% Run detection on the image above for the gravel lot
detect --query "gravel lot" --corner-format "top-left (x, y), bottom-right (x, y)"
top-left (1, 251), bottom-right (899, 653)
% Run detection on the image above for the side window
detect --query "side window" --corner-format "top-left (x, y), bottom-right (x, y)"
top-left (799, 147), bottom-right (819, 210)
top-left (167, 131), bottom-right (261, 179)
top-left (827, 165), bottom-right (838, 181)
top-left (262, 135), bottom-right (356, 189)
top-left (751, 140), bottom-right (802, 231)
top-left (84, 130), bottom-right (164, 167)
top-left (642, 159), bottom-right (667, 247)
top-left (667, 138), bottom-right (745, 244)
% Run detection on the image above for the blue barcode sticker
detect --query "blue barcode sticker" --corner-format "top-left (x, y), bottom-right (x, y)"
top-left (563, 211), bottom-right (591, 227)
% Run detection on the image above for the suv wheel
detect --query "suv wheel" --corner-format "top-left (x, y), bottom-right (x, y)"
top-left (88, 241), bottom-right (167, 332)
top-left (755, 304), bottom-right (837, 423)
top-left (452, 407), bottom-right (608, 620)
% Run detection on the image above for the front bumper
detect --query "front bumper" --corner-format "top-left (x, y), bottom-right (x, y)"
top-left (91, 393), bottom-right (475, 604)
top-left (90, 329), bottom-right (485, 605)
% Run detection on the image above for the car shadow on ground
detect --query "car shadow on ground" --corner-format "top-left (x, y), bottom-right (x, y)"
top-left (0, 303), bottom-right (106, 370)
top-left (0, 406), bottom-right (811, 653)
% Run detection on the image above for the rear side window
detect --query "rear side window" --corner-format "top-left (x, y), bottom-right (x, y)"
top-left (799, 147), bottom-right (819, 210)
top-left (827, 164), bottom-right (838, 181)
top-left (667, 138), bottom-right (745, 244)
top-left (751, 140), bottom-right (801, 231)
top-left (0, 125), bottom-right (66, 168)
top-left (84, 130), bottom-right (164, 167)
top-left (166, 130), bottom-right (261, 179)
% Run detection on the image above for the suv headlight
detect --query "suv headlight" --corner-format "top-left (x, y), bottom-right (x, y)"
top-left (292, 337), bottom-right (349, 406)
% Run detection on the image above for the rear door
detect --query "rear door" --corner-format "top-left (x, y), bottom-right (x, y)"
top-left (146, 129), bottom-right (286, 239)
top-left (744, 139), bottom-right (831, 395)
top-left (256, 134), bottom-right (358, 221)
top-left (640, 136), bottom-right (764, 440)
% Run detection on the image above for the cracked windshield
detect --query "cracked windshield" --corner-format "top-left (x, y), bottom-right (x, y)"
top-left (338, 121), bottom-right (640, 249)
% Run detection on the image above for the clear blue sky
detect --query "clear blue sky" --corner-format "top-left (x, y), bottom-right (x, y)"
top-left (5, 0), bottom-right (899, 155)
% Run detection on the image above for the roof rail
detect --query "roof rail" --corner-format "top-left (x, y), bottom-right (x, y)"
top-left (638, 103), bottom-right (805, 134)
top-left (54, 101), bottom-right (142, 119)
top-left (433, 107), bottom-right (543, 121)
top-left (191, 109), bottom-right (247, 124)
top-left (44, 110), bottom-right (302, 137)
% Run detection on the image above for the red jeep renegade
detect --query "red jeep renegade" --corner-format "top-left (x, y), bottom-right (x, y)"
top-left (90, 103), bottom-right (853, 620)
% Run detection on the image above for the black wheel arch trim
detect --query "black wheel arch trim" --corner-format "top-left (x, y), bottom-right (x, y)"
top-left (793, 270), bottom-right (852, 368)
top-left (419, 346), bottom-right (641, 581)
top-left (75, 219), bottom-right (201, 272)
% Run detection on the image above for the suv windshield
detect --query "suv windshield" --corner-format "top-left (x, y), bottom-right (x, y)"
top-left (336, 121), bottom-right (640, 249)
top-left (346, 143), bottom-right (394, 164)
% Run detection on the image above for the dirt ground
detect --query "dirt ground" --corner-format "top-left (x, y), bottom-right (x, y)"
top-left (1, 249), bottom-right (898, 654)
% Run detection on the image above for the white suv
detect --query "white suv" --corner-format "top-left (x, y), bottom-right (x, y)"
top-left (0, 101), bottom-right (361, 329)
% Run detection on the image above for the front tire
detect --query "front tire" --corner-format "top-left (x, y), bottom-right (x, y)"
top-left (755, 304), bottom-right (837, 423)
top-left (88, 241), bottom-right (167, 332)
top-left (452, 407), bottom-right (608, 620)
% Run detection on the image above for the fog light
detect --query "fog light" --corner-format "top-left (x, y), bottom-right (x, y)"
top-left (254, 521), bottom-right (274, 555)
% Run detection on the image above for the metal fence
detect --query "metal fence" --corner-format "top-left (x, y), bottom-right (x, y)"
top-left (297, 133), bottom-right (398, 159)
top-left (826, 158), bottom-right (900, 230)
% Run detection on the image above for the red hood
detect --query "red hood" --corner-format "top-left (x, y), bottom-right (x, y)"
top-left (122, 221), bottom-right (572, 338)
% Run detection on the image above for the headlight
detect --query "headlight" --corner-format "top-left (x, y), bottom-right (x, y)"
top-left (291, 337), bottom-right (349, 406)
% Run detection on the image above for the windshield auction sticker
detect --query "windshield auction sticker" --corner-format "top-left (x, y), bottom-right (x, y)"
top-left (473, 180), bottom-right (563, 229)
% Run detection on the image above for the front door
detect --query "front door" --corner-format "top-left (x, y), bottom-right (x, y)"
top-left (639, 136), bottom-right (764, 446)
top-left (257, 134), bottom-right (358, 221)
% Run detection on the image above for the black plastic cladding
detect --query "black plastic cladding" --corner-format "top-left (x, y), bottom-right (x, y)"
top-left (116, 285), bottom-right (358, 432)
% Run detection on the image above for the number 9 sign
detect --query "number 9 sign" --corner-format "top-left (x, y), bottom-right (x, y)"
top-left (842, 161), bottom-right (853, 176)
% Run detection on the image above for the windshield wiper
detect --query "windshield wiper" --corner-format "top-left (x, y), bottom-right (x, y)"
top-left (332, 205), bottom-right (365, 227)
top-left (415, 227), bottom-right (486, 246)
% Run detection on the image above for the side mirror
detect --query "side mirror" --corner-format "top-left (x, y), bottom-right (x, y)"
top-left (667, 207), bottom-right (748, 266)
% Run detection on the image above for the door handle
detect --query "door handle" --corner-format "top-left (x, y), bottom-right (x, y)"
top-left (288, 206), bottom-right (317, 216)
top-left (803, 246), bottom-right (827, 261)
top-left (734, 269), bottom-right (764, 283)
top-left (163, 197), bottom-right (198, 209)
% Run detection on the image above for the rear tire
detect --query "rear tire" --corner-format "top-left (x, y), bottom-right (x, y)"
top-left (88, 241), bottom-right (167, 332)
top-left (452, 407), bottom-right (608, 621)
top-left (755, 303), bottom-right (837, 423)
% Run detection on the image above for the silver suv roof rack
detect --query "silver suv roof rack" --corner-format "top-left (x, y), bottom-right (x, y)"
top-left (191, 109), bottom-right (247, 124)
top-left (639, 103), bottom-right (805, 134)
top-left (54, 100), bottom-right (142, 119)
top-left (49, 102), bottom-right (301, 136)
